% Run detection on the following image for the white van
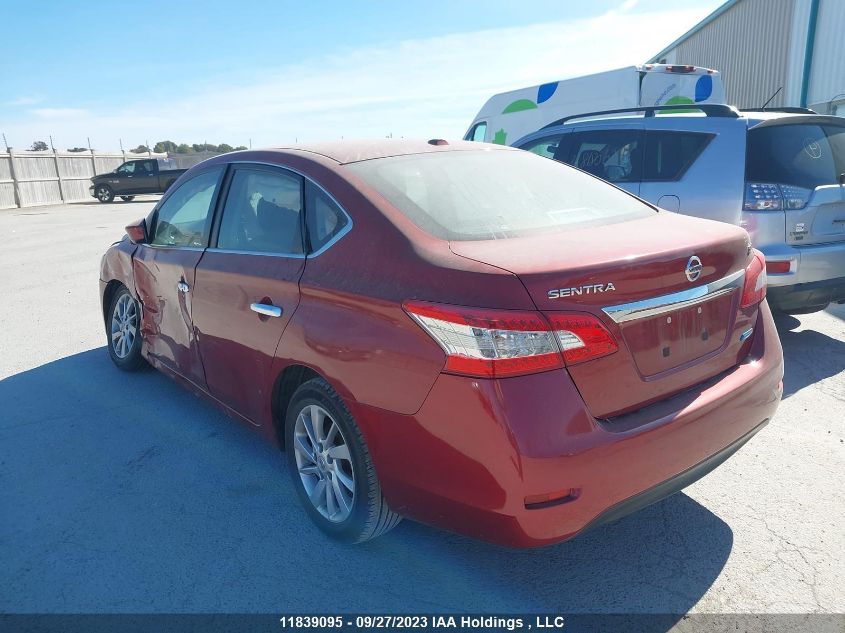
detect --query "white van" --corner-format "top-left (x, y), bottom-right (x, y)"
top-left (464, 64), bottom-right (726, 145)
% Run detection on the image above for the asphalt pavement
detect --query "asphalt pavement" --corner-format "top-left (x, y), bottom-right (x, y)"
top-left (0, 200), bottom-right (842, 618)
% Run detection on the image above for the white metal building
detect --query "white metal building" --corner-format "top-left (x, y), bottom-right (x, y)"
top-left (649, 0), bottom-right (845, 115)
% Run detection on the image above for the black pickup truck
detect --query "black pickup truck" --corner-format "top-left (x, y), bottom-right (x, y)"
top-left (89, 158), bottom-right (187, 203)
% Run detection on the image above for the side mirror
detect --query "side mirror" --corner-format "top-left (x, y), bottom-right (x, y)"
top-left (125, 218), bottom-right (148, 244)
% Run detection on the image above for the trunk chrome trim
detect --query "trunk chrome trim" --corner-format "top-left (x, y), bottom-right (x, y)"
top-left (602, 269), bottom-right (745, 323)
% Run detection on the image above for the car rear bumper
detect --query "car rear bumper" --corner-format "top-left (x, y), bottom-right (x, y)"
top-left (760, 240), bottom-right (845, 286)
top-left (354, 302), bottom-right (783, 548)
top-left (767, 275), bottom-right (845, 311)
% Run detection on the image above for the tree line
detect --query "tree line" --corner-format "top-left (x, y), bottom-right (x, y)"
top-left (26, 140), bottom-right (248, 153)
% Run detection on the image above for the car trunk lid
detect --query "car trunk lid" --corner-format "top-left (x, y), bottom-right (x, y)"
top-left (450, 212), bottom-right (757, 417)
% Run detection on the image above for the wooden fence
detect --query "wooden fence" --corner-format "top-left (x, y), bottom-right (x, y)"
top-left (0, 149), bottom-right (218, 209)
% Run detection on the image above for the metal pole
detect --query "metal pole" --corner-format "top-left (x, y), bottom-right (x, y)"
top-left (53, 143), bottom-right (65, 203)
top-left (7, 146), bottom-right (23, 208)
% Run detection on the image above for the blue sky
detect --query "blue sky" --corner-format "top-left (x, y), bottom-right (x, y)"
top-left (2, 0), bottom-right (722, 150)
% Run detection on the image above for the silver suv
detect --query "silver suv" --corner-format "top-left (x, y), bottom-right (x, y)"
top-left (514, 105), bottom-right (845, 314)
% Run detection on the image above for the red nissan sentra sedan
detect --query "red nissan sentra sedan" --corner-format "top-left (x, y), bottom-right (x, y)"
top-left (99, 139), bottom-right (783, 547)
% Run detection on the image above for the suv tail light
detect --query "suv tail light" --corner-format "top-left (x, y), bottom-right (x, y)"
top-left (744, 183), bottom-right (812, 211)
top-left (403, 301), bottom-right (617, 378)
top-left (740, 249), bottom-right (767, 308)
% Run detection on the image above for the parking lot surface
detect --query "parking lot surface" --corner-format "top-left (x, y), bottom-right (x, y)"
top-left (1, 201), bottom-right (843, 616)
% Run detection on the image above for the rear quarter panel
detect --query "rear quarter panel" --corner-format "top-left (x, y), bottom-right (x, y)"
top-left (639, 117), bottom-right (747, 224)
top-left (267, 157), bottom-right (537, 416)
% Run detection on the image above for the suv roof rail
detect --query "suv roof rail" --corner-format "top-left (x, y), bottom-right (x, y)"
top-left (739, 106), bottom-right (817, 114)
top-left (542, 104), bottom-right (740, 129)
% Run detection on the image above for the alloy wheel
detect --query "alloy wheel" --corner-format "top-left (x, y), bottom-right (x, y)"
top-left (110, 294), bottom-right (138, 359)
top-left (293, 404), bottom-right (355, 523)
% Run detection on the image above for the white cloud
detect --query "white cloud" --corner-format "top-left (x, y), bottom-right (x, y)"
top-left (31, 108), bottom-right (89, 119)
top-left (2, 3), bottom-right (717, 150)
top-left (2, 96), bottom-right (43, 107)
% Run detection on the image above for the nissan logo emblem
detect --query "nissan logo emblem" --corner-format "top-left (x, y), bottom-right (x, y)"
top-left (685, 256), bottom-right (703, 282)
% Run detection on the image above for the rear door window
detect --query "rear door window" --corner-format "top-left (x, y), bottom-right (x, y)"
top-left (746, 123), bottom-right (845, 189)
top-left (643, 131), bottom-right (713, 181)
top-left (565, 129), bottom-right (643, 183)
top-left (216, 167), bottom-right (304, 255)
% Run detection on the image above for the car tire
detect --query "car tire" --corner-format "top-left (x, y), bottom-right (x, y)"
top-left (106, 286), bottom-right (146, 371)
top-left (120, 195), bottom-right (135, 202)
top-left (285, 377), bottom-right (401, 543)
top-left (95, 184), bottom-right (115, 203)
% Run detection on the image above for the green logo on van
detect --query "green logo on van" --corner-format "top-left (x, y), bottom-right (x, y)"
top-left (502, 99), bottom-right (538, 114)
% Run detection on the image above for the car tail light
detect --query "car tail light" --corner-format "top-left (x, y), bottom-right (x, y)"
top-left (744, 183), bottom-right (812, 211)
top-left (403, 301), bottom-right (563, 378)
top-left (403, 301), bottom-right (618, 378)
top-left (666, 65), bottom-right (696, 73)
top-left (545, 313), bottom-right (618, 365)
top-left (740, 249), bottom-right (767, 308)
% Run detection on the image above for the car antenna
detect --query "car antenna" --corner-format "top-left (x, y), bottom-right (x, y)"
top-left (760, 86), bottom-right (783, 109)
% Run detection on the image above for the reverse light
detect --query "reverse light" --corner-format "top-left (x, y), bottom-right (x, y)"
top-left (744, 183), bottom-right (812, 211)
top-left (403, 301), bottom-right (618, 378)
top-left (740, 249), bottom-right (768, 308)
top-left (545, 313), bottom-right (618, 365)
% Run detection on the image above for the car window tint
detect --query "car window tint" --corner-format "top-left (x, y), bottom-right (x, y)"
top-left (747, 123), bottom-right (845, 189)
top-left (150, 167), bottom-right (222, 247)
top-left (347, 149), bottom-right (654, 241)
top-left (467, 122), bottom-right (487, 142)
top-left (217, 168), bottom-right (303, 255)
top-left (305, 181), bottom-right (349, 252)
top-left (136, 160), bottom-right (154, 175)
top-left (565, 129), bottom-right (642, 183)
top-left (643, 131), bottom-right (713, 181)
top-left (519, 135), bottom-right (566, 159)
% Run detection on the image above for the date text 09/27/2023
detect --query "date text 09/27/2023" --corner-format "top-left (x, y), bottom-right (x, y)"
top-left (278, 615), bottom-right (567, 630)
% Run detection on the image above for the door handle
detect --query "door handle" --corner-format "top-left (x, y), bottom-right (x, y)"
top-left (250, 303), bottom-right (282, 317)
top-left (177, 281), bottom-right (190, 293)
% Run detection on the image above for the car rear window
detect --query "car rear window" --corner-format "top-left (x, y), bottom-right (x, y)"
top-left (346, 149), bottom-right (654, 241)
top-left (746, 122), bottom-right (845, 189)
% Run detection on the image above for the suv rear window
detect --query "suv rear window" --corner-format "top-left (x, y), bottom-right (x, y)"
top-left (346, 149), bottom-right (654, 241)
top-left (746, 122), bottom-right (845, 189)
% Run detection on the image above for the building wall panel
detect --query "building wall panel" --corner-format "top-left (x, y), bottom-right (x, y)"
top-left (807, 0), bottom-right (845, 112)
top-left (659, 0), bottom-right (795, 108)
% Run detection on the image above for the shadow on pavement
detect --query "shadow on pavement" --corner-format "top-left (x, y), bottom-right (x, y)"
top-left (774, 312), bottom-right (845, 398)
top-left (0, 349), bottom-right (733, 623)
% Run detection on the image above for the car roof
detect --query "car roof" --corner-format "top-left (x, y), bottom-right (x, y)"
top-left (266, 139), bottom-right (516, 164)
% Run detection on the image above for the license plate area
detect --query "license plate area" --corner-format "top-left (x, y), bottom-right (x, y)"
top-left (619, 290), bottom-right (734, 377)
